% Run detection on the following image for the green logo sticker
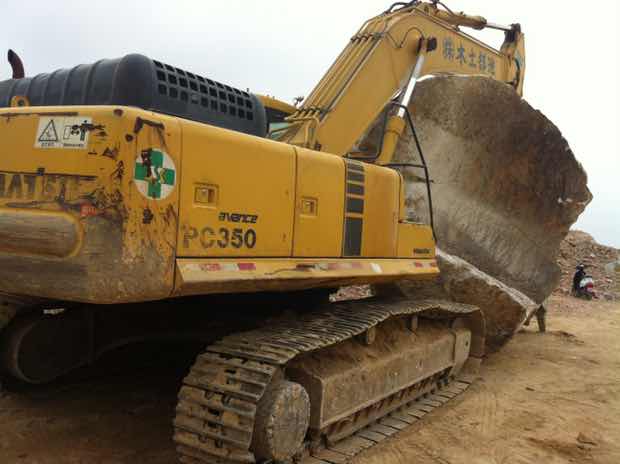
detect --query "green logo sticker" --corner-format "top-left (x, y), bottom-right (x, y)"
top-left (134, 148), bottom-right (176, 200)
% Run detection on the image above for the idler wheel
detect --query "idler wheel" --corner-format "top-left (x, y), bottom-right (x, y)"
top-left (252, 380), bottom-right (310, 461)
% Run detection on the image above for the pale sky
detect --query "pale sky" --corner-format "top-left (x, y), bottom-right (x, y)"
top-left (2, 0), bottom-right (619, 247)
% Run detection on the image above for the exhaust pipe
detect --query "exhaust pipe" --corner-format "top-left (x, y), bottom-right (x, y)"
top-left (7, 49), bottom-right (25, 79)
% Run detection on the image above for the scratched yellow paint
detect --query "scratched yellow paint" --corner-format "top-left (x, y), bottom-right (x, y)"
top-left (0, 104), bottom-right (436, 303)
top-left (0, 106), bottom-right (181, 303)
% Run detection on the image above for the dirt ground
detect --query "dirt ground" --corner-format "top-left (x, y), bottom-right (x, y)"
top-left (0, 294), bottom-right (618, 464)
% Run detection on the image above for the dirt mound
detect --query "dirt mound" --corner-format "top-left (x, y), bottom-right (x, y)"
top-left (2, 295), bottom-right (618, 464)
top-left (555, 230), bottom-right (619, 300)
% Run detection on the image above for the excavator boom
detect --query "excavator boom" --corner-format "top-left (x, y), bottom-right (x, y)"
top-left (277, 1), bottom-right (525, 156)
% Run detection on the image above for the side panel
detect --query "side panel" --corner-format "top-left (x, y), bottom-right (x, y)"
top-left (178, 121), bottom-right (296, 257)
top-left (293, 148), bottom-right (345, 257)
top-left (361, 163), bottom-right (400, 257)
top-left (397, 223), bottom-right (436, 259)
top-left (174, 257), bottom-right (439, 297)
top-left (0, 106), bottom-right (181, 304)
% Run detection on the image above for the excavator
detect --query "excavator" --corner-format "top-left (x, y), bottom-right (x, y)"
top-left (0, 1), bottom-right (525, 463)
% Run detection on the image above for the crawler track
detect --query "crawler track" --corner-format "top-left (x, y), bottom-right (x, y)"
top-left (173, 298), bottom-right (479, 464)
top-left (300, 377), bottom-right (472, 464)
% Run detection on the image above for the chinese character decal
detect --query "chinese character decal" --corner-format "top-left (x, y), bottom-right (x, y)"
top-left (487, 56), bottom-right (496, 76)
top-left (478, 53), bottom-right (487, 72)
top-left (443, 37), bottom-right (454, 61)
top-left (468, 49), bottom-right (477, 68)
top-left (456, 44), bottom-right (466, 66)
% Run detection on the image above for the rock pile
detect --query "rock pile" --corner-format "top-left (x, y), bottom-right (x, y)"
top-left (555, 230), bottom-right (619, 300)
top-left (396, 249), bottom-right (538, 351)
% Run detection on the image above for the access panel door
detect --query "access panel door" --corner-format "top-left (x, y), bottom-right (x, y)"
top-left (292, 148), bottom-right (345, 257)
top-left (178, 121), bottom-right (296, 257)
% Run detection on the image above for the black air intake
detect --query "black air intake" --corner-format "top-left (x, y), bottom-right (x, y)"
top-left (0, 54), bottom-right (267, 137)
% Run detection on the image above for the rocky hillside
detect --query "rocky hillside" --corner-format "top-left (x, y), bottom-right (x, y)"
top-left (555, 230), bottom-right (619, 300)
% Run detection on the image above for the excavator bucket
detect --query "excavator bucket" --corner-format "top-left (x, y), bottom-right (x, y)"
top-left (362, 75), bottom-right (591, 345)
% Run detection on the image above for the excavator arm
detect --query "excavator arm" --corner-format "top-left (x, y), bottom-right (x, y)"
top-left (275, 1), bottom-right (525, 160)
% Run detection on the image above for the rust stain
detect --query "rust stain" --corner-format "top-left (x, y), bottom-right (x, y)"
top-left (102, 146), bottom-right (119, 160)
top-left (162, 204), bottom-right (178, 227)
top-left (133, 117), bottom-right (164, 134)
top-left (78, 122), bottom-right (106, 133)
top-left (143, 208), bottom-right (154, 224)
top-left (110, 161), bottom-right (124, 182)
top-left (133, 117), bottom-right (169, 151)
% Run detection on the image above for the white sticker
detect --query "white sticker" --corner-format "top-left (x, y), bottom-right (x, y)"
top-left (134, 149), bottom-right (177, 200)
top-left (34, 116), bottom-right (92, 149)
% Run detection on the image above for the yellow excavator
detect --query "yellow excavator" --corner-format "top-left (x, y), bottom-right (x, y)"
top-left (0, 1), bottom-right (525, 462)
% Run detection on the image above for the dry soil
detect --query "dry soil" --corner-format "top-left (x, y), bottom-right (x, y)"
top-left (0, 294), bottom-right (618, 464)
